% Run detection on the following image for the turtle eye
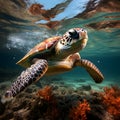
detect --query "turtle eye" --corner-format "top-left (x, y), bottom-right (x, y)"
top-left (81, 28), bottom-right (84, 31)
top-left (68, 29), bottom-right (79, 39)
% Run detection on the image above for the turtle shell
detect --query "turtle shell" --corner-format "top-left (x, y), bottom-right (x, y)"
top-left (17, 36), bottom-right (61, 68)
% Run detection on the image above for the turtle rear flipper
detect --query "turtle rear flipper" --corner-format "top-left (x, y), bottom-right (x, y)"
top-left (75, 59), bottom-right (104, 83)
top-left (1, 59), bottom-right (48, 103)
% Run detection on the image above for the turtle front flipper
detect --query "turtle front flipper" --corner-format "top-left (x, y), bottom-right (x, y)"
top-left (1, 59), bottom-right (48, 103)
top-left (75, 59), bottom-right (104, 83)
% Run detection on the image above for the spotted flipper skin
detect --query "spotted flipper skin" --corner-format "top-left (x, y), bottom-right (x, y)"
top-left (1, 59), bottom-right (48, 103)
top-left (75, 59), bottom-right (104, 83)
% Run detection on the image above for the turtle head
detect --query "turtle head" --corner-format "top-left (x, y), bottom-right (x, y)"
top-left (56, 28), bottom-right (88, 54)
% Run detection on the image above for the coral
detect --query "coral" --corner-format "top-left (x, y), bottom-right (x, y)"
top-left (36, 86), bottom-right (59, 119)
top-left (45, 105), bottom-right (59, 120)
top-left (69, 99), bottom-right (91, 120)
top-left (36, 86), bottom-right (54, 102)
top-left (101, 86), bottom-right (120, 118)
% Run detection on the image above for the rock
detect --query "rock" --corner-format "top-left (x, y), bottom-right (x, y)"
top-left (78, 85), bottom-right (92, 91)
top-left (88, 105), bottom-right (114, 120)
top-left (75, 79), bottom-right (86, 83)
top-left (0, 85), bottom-right (117, 120)
top-left (0, 96), bottom-right (5, 115)
top-left (0, 81), bottom-right (11, 93)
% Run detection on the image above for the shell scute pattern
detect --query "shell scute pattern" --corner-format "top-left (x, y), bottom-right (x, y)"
top-left (17, 36), bottom-right (61, 68)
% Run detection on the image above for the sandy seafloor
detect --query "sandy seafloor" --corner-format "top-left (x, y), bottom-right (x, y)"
top-left (0, 72), bottom-right (120, 120)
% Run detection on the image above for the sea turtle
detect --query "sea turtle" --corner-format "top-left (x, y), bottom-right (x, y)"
top-left (2, 28), bottom-right (104, 103)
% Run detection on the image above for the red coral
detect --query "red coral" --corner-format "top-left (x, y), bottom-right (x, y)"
top-left (36, 86), bottom-right (53, 102)
top-left (101, 86), bottom-right (120, 117)
top-left (69, 99), bottom-right (91, 120)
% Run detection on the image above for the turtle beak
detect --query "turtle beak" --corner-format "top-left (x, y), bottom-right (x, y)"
top-left (75, 28), bottom-right (88, 40)
top-left (68, 28), bottom-right (88, 41)
top-left (70, 28), bottom-right (88, 50)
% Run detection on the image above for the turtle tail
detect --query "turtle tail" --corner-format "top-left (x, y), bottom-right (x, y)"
top-left (1, 59), bottom-right (48, 103)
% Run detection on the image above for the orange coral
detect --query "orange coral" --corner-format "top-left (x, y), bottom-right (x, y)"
top-left (69, 99), bottom-right (91, 120)
top-left (101, 86), bottom-right (120, 117)
top-left (36, 86), bottom-right (53, 102)
top-left (36, 86), bottom-right (59, 119)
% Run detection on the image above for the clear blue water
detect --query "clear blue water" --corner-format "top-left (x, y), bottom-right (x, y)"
top-left (0, 0), bottom-right (120, 92)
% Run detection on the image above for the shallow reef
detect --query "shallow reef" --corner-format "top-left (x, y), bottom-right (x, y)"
top-left (0, 85), bottom-right (120, 120)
